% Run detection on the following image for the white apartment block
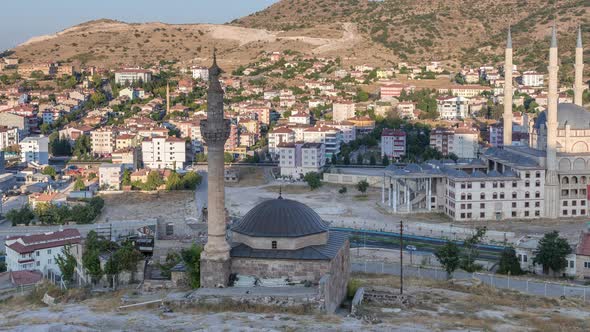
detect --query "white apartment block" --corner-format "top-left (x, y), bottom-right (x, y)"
top-left (520, 71), bottom-right (544, 87)
top-left (268, 127), bottom-right (296, 156)
top-left (332, 102), bottom-right (356, 122)
top-left (141, 136), bottom-right (186, 170)
top-left (430, 126), bottom-right (480, 159)
top-left (19, 136), bottom-right (49, 165)
top-left (288, 112), bottom-right (311, 125)
top-left (278, 142), bottom-right (325, 178)
top-left (381, 129), bottom-right (407, 159)
top-left (191, 66), bottom-right (209, 81)
top-left (303, 125), bottom-right (343, 159)
top-left (5, 229), bottom-right (82, 277)
top-left (0, 126), bottom-right (19, 150)
top-left (99, 163), bottom-right (124, 190)
top-left (396, 102), bottom-right (417, 120)
top-left (91, 127), bottom-right (118, 156)
top-left (437, 96), bottom-right (470, 120)
top-left (115, 68), bottom-right (152, 85)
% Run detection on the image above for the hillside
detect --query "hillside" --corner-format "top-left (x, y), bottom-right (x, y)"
top-left (235, 0), bottom-right (590, 76)
top-left (7, 0), bottom-right (590, 76)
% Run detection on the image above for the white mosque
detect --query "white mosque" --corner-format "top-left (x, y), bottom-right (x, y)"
top-left (382, 25), bottom-right (589, 221)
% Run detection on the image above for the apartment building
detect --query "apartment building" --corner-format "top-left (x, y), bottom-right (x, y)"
top-left (91, 127), bottom-right (118, 156)
top-left (332, 101), bottom-right (356, 122)
top-left (19, 136), bottom-right (49, 165)
top-left (303, 125), bottom-right (342, 159)
top-left (430, 126), bottom-right (480, 159)
top-left (278, 142), bottom-right (325, 178)
top-left (437, 96), bottom-right (470, 120)
top-left (268, 127), bottom-right (296, 156)
top-left (114, 68), bottom-right (152, 85)
top-left (141, 136), bottom-right (186, 170)
top-left (0, 126), bottom-right (19, 150)
top-left (99, 163), bottom-right (124, 190)
top-left (381, 129), bottom-right (407, 159)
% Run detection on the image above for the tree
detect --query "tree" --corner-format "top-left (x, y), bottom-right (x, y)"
top-left (55, 245), bottom-right (77, 284)
top-left (533, 231), bottom-right (571, 275)
top-left (343, 154), bottom-right (351, 165)
top-left (181, 245), bottom-right (202, 289)
top-left (303, 172), bottom-right (322, 190)
top-left (42, 166), bottom-right (57, 179)
top-left (6, 206), bottom-right (35, 226)
top-left (369, 155), bottom-right (377, 165)
top-left (0, 262), bottom-right (6, 273)
top-left (181, 171), bottom-right (202, 190)
top-left (460, 227), bottom-right (486, 272)
top-left (121, 169), bottom-right (132, 186)
top-left (224, 152), bottom-right (234, 163)
top-left (73, 177), bottom-right (86, 191)
top-left (435, 241), bottom-right (461, 279)
top-left (356, 154), bottom-right (363, 165)
top-left (356, 180), bottom-right (369, 193)
top-left (82, 249), bottom-right (103, 284)
top-left (497, 248), bottom-right (524, 275)
top-left (73, 135), bottom-right (92, 157)
top-left (144, 171), bottom-right (164, 191)
top-left (338, 186), bottom-right (347, 194)
top-left (114, 242), bottom-right (143, 282)
top-left (166, 171), bottom-right (183, 190)
top-left (382, 155), bottom-right (390, 166)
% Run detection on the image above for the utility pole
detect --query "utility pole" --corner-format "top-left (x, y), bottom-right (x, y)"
top-left (400, 219), bottom-right (404, 295)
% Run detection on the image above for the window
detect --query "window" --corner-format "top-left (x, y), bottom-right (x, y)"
top-left (511, 211), bottom-right (517, 217)
top-left (569, 260), bottom-right (575, 268)
top-left (460, 213), bottom-right (466, 218)
top-left (535, 210), bottom-right (541, 216)
top-left (523, 254), bottom-right (528, 263)
top-left (271, 241), bottom-right (277, 249)
top-left (512, 192), bottom-right (517, 199)
top-left (512, 181), bottom-right (517, 188)
top-left (525, 181), bottom-right (530, 187)
top-left (524, 211), bottom-right (530, 217)
top-left (563, 210), bottom-right (568, 216)
top-left (493, 192), bottom-right (498, 199)
top-left (512, 202), bottom-right (517, 208)
top-left (480, 182), bottom-right (486, 189)
top-left (535, 192), bottom-right (541, 198)
top-left (584, 262), bottom-right (590, 269)
top-left (467, 194), bottom-right (472, 200)
top-left (582, 209), bottom-right (586, 215)
top-left (500, 182), bottom-right (505, 188)
top-left (500, 193), bottom-right (505, 199)
top-left (480, 212), bottom-right (485, 218)
top-left (573, 201), bottom-right (577, 206)
top-left (536, 172), bottom-right (541, 178)
top-left (36, 251), bottom-right (40, 257)
top-left (535, 180), bottom-right (540, 187)
top-left (583, 201), bottom-right (586, 206)
top-left (480, 193), bottom-right (485, 199)
top-left (480, 203), bottom-right (485, 209)
top-left (47, 249), bottom-right (51, 255)
top-left (36, 261), bottom-right (40, 267)
top-left (525, 192), bottom-right (530, 199)
top-left (535, 202), bottom-right (540, 207)
top-left (461, 204), bottom-right (465, 209)
top-left (525, 202), bottom-right (530, 208)
top-left (493, 182), bottom-right (498, 188)
top-left (48, 259), bottom-right (52, 264)
top-left (563, 201), bottom-right (568, 207)
top-left (525, 172), bottom-right (530, 178)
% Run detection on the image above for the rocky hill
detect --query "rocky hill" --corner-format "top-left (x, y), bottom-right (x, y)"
top-left (7, 0), bottom-right (590, 76)
top-left (235, 0), bottom-right (590, 76)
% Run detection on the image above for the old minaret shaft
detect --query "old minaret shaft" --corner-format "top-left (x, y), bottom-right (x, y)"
top-left (575, 26), bottom-right (584, 107)
top-left (200, 53), bottom-right (232, 287)
top-left (545, 25), bottom-right (560, 219)
top-left (503, 27), bottom-right (513, 146)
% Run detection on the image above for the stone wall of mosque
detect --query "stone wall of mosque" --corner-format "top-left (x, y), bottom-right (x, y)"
top-left (230, 257), bottom-right (331, 282)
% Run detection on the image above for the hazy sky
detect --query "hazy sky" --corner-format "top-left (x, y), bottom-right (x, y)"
top-left (0, 0), bottom-right (278, 51)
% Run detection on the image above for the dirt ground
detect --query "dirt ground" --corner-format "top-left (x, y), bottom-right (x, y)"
top-left (1, 274), bottom-right (588, 331)
top-left (96, 191), bottom-right (197, 223)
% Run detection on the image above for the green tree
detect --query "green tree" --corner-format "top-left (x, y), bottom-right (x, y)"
top-left (369, 154), bottom-right (376, 165)
top-left (435, 241), bottom-right (461, 279)
top-left (181, 244), bottom-right (202, 289)
top-left (382, 155), bottom-right (390, 166)
top-left (181, 171), bottom-right (202, 190)
top-left (40, 123), bottom-right (51, 135)
top-left (55, 245), bottom-right (77, 284)
top-left (356, 89), bottom-right (369, 102)
top-left (166, 171), bottom-right (183, 190)
top-left (460, 227), bottom-right (486, 272)
top-left (6, 206), bottom-right (35, 226)
top-left (356, 180), bottom-right (369, 193)
top-left (224, 152), bottom-right (234, 163)
top-left (121, 169), bottom-right (132, 186)
top-left (73, 177), bottom-right (86, 191)
top-left (533, 231), bottom-right (571, 275)
top-left (73, 135), bottom-right (92, 157)
top-left (343, 154), bottom-right (351, 165)
top-left (497, 248), bottom-right (524, 275)
top-left (114, 242), bottom-right (143, 282)
top-left (338, 186), bottom-right (347, 194)
top-left (42, 166), bottom-right (57, 179)
top-left (303, 172), bottom-right (322, 190)
top-left (82, 249), bottom-right (103, 284)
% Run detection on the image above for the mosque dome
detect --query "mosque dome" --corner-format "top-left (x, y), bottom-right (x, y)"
top-left (534, 103), bottom-right (590, 130)
top-left (231, 198), bottom-right (328, 238)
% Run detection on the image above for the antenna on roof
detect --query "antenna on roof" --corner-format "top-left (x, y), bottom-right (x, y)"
top-left (278, 185), bottom-right (283, 199)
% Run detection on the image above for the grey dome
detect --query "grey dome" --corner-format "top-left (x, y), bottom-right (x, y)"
top-left (231, 198), bottom-right (328, 238)
top-left (534, 103), bottom-right (590, 130)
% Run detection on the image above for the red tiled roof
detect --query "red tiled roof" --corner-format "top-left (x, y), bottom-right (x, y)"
top-left (10, 270), bottom-right (43, 286)
top-left (6, 229), bottom-right (80, 244)
top-left (7, 238), bottom-right (81, 254)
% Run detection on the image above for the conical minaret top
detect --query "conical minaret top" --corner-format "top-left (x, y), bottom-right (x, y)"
top-left (208, 49), bottom-right (224, 95)
top-left (551, 23), bottom-right (558, 48)
top-left (575, 25), bottom-right (584, 106)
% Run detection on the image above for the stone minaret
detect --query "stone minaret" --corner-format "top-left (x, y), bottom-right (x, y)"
top-left (166, 81), bottom-right (170, 114)
top-left (545, 25), bottom-right (560, 219)
top-left (503, 27), bottom-right (513, 147)
top-left (200, 52), bottom-right (232, 287)
top-left (575, 26), bottom-right (584, 106)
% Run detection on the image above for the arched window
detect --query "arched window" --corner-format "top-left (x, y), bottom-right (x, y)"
top-left (535, 191), bottom-right (541, 198)
top-left (562, 177), bottom-right (569, 185)
top-left (572, 176), bottom-right (579, 184)
top-left (512, 192), bottom-right (517, 199)
top-left (582, 176), bottom-right (587, 184)
top-left (525, 192), bottom-right (530, 199)
top-left (493, 192), bottom-right (498, 199)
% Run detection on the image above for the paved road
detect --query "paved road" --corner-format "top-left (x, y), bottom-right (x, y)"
top-left (352, 261), bottom-right (590, 302)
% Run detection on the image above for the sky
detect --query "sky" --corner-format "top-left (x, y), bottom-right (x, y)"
top-left (0, 0), bottom-right (278, 51)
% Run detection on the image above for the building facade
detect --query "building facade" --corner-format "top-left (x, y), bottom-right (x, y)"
top-left (278, 142), bottom-right (325, 178)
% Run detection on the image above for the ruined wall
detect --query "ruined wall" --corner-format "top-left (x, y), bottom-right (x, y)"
top-left (318, 239), bottom-right (350, 313)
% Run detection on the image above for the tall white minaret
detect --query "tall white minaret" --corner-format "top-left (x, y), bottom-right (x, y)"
top-left (503, 27), bottom-right (513, 147)
top-left (545, 24), bottom-right (560, 219)
top-left (575, 26), bottom-right (584, 106)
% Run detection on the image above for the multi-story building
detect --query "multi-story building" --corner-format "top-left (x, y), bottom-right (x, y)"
top-left (437, 96), bottom-right (470, 120)
top-left (91, 127), bottom-right (118, 156)
top-left (0, 126), bottom-right (19, 150)
top-left (332, 101), bottom-right (356, 123)
top-left (19, 136), bottom-right (49, 165)
top-left (303, 125), bottom-right (342, 159)
top-left (141, 136), bottom-right (186, 170)
top-left (381, 129), bottom-right (407, 159)
top-left (268, 127), bottom-right (296, 156)
top-left (288, 112), bottom-right (311, 125)
top-left (278, 142), bottom-right (325, 178)
top-left (17, 62), bottom-right (57, 77)
top-left (519, 71), bottom-right (544, 87)
top-left (5, 229), bottom-right (82, 277)
top-left (0, 112), bottom-right (37, 138)
top-left (396, 102), bottom-right (417, 120)
top-left (430, 126), bottom-right (480, 159)
top-left (191, 66), bottom-right (209, 81)
top-left (99, 163), bottom-right (124, 190)
top-left (114, 68), bottom-right (152, 85)
top-left (112, 147), bottom-right (141, 170)
top-left (380, 83), bottom-right (413, 101)
top-left (437, 85), bottom-right (490, 98)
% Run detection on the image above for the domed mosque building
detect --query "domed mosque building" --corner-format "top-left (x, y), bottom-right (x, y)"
top-left (228, 194), bottom-right (350, 311)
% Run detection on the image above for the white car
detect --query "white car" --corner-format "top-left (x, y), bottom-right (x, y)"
top-left (405, 245), bottom-right (417, 251)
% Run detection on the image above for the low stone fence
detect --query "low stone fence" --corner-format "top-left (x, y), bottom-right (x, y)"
top-left (350, 287), bottom-right (365, 316)
top-left (142, 279), bottom-right (175, 292)
top-left (362, 286), bottom-right (413, 307)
